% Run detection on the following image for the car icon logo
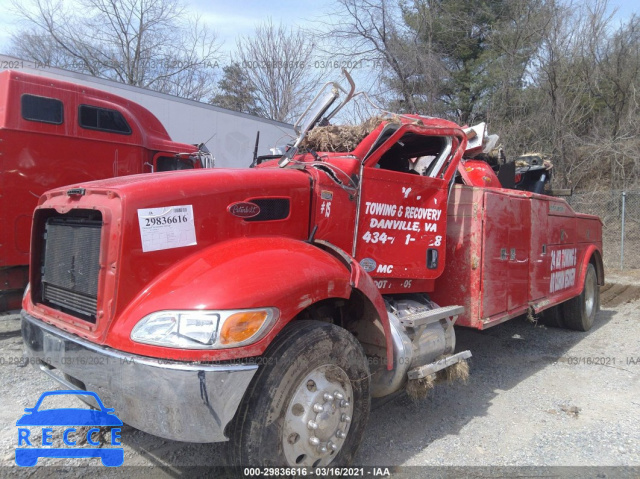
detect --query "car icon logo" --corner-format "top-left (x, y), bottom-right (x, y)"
top-left (16, 390), bottom-right (124, 467)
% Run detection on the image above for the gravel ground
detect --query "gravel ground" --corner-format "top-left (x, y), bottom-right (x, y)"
top-left (0, 277), bottom-right (639, 477)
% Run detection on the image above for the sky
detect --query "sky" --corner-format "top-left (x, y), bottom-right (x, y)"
top-left (0, 0), bottom-right (331, 56)
top-left (186, 0), bottom-right (328, 46)
top-left (0, 0), bottom-right (638, 62)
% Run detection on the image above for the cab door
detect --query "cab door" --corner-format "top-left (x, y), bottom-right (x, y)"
top-left (354, 123), bottom-right (465, 282)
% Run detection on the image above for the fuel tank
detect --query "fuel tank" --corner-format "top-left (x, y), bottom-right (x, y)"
top-left (369, 296), bottom-right (457, 397)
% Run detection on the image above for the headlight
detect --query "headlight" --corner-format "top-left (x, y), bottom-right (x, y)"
top-left (130, 308), bottom-right (278, 349)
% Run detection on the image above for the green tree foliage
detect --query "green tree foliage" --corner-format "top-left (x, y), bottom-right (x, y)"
top-left (328, 0), bottom-right (638, 190)
top-left (400, 0), bottom-right (548, 124)
top-left (211, 63), bottom-right (261, 116)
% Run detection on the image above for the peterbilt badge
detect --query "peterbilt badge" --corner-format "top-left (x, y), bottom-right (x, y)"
top-left (228, 201), bottom-right (261, 218)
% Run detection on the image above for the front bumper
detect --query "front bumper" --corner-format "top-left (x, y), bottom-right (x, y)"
top-left (21, 311), bottom-right (258, 443)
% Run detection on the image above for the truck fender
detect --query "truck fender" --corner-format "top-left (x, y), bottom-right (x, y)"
top-left (566, 244), bottom-right (605, 301)
top-left (350, 260), bottom-right (394, 370)
top-left (110, 237), bottom-right (355, 359)
top-left (579, 245), bottom-right (605, 287)
top-left (315, 240), bottom-right (393, 370)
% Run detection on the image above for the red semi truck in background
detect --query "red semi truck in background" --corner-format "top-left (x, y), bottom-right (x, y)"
top-left (20, 72), bottom-right (603, 467)
top-left (0, 70), bottom-right (213, 310)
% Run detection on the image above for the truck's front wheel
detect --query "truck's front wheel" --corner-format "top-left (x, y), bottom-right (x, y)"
top-left (229, 320), bottom-right (370, 467)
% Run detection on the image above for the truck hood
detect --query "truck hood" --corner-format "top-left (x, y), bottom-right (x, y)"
top-left (32, 167), bottom-right (312, 341)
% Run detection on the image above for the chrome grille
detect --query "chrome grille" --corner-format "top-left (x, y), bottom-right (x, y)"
top-left (41, 217), bottom-right (102, 321)
top-left (42, 284), bottom-right (98, 317)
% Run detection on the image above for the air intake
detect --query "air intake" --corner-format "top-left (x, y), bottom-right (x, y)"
top-left (245, 198), bottom-right (290, 222)
top-left (41, 217), bottom-right (102, 322)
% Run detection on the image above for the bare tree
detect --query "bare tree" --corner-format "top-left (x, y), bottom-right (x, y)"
top-left (320, 0), bottom-right (432, 113)
top-left (586, 14), bottom-right (640, 138)
top-left (529, 0), bottom-right (612, 188)
top-left (9, 28), bottom-right (72, 68)
top-left (235, 20), bottom-right (320, 123)
top-left (10, 0), bottom-right (221, 101)
top-left (578, 11), bottom-right (640, 189)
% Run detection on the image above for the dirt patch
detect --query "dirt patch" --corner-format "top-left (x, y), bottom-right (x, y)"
top-left (546, 404), bottom-right (581, 418)
top-left (600, 283), bottom-right (640, 307)
top-left (605, 269), bottom-right (640, 284)
top-left (0, 316), bottom-right (22, 340)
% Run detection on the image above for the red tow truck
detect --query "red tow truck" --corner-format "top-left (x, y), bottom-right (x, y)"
top-left (0, 70), bottom-right (213, 310)
top-left (21, 72), bottom-right (603, 467)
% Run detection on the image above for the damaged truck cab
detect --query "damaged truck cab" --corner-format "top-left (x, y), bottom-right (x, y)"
top-left (21, 71), bottom-right (603, 467)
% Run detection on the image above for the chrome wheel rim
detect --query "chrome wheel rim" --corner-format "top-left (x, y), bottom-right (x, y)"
top-left (585, 269), bottom-right (596, 318)
top-left (282, 364), bottom-right (354, 467)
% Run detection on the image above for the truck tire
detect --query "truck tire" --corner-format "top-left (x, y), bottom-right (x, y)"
top-left (229, 320), bottom-right (370, 468)
top-left (562, 263), bottom-right (599, 331)
top-left (538, 306), bottom-right (564, 328)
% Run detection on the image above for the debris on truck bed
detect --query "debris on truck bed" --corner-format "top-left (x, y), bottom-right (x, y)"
top-left (301, 115), bottom-right (399, 152)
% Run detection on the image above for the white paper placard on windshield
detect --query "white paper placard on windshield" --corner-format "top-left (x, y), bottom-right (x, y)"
top-left (137, 205), bottom-right (197, 252)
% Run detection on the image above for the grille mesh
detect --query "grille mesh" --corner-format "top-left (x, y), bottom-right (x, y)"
top-left (43, 284), bottom-right (98, 317)
top-left (42, 218), bottom-right (102, 321)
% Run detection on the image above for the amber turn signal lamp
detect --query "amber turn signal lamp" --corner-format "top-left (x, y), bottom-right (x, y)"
top-left (219, 311), bottom-right (269, 345)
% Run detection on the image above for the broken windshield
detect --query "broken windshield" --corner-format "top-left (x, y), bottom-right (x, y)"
top-left (278, 69), bottom-right (356, 167)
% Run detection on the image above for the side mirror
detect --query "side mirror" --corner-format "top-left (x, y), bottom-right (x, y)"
top-left (192, 143), bottom-right (215, 169)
